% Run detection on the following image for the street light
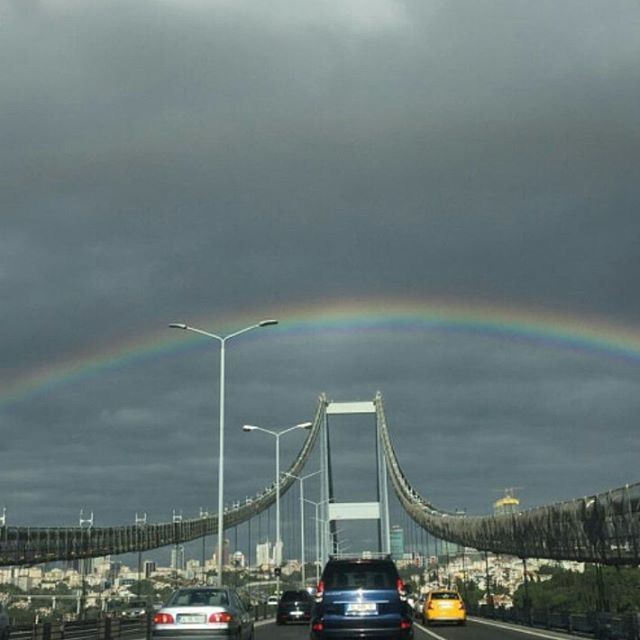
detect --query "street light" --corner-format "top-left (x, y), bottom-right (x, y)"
top-left (304, 498), bottom-right (329, 584)
top-left (285, 470), bottom-right (321, 587)
top-left (243, 422), bottom-right (313, 593)
top-left (170, 318), bottom-right (278, 586)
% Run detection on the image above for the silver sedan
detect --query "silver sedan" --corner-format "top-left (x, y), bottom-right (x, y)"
top-left (152, 587), bottom-right (254, 640)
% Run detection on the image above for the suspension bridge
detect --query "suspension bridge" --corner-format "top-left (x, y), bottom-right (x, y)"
top-left (1, 392), bottom-right (639, 567)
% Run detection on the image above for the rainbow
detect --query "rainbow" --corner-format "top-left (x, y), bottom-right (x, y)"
top-left (2, 297), bottom-right (640, 406)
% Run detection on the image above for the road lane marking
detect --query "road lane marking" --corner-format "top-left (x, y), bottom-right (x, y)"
top-left (255, 619), bottom-right (275, 627)
top-left (413, 622), bottom-right (452, 640)
top-left (471, 617), bottom-right (576, 639)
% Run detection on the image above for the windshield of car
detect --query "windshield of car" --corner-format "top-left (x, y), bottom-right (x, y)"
top-left (127, 600), bottom-right (147, 608)
top-left (430, 592), bottom-right (460, 600)
top-left (323, 563), bottom-right (397, 589)
top-left (168, 590), bottom-right (229, 606)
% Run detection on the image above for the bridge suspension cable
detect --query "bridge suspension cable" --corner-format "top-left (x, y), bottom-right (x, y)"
top-left (4, 392), bottom-right (640, 566)
top-left (0, 397), bottom-right (328, 566)
top-left (375, 392), bottom-right (640, 565)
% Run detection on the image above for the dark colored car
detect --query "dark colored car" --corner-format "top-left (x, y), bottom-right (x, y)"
top-left (311, 555), bottom-right (413, 640)
top-left (122, 599), bottom-right (150, 619)
top-left (276, 590), bottom-right (313, 625)
top-left (152, 587), bottom-right (254, 640)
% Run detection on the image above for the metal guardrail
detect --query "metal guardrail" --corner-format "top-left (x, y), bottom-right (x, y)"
top-left (8, 607), bottom-right (276, 640)
top-left (470, 605), bottom-right (640, 640)
top-left (8, 617), bottom-right (151, 640)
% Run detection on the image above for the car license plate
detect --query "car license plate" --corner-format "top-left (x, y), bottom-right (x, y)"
top-left (346, 603), bottom-right (377, 615)
top-left (291, 611), bottom-right (303, 616)
top-left (178, 614), bottom-right (206, 623)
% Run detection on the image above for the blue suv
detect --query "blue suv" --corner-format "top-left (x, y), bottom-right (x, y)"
top-left (311, 555), bottom-right (413, 640)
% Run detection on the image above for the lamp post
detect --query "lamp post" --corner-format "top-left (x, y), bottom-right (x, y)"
top-left (304, 498), bottom-right (329, 585)
top-left (134, 512), bottom-right (147, 594)
top-left (243, 422), bottom-right (313, 593)
top-left (285, 470), bottom-right (321, 588)
top-left (170, 319), bottom-right (278, 586)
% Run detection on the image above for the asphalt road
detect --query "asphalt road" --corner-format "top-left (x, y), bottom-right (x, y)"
top-left (255, 617), bottom-right (578, 640)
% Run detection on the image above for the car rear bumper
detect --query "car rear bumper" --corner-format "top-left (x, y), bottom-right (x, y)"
top-left (312, 624), bottom-right (412, 640)
top-left (277, 612), bottom-right (311, 623)
top-left (152, 630), bottom-right (236, 640)
top-left (425, 615), bottom-right (466, 623)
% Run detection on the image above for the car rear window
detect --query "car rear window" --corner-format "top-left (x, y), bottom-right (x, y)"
top-left (430, 592), bottom-right (459, 600)
top-left (281, 591), bottom-right (311, 602)
top-left (323, 563), bottom-right (398, 589)
top-left (128, 600), bottom-right (147, 608)
top-left (169, 590), bottom-right (229, 606)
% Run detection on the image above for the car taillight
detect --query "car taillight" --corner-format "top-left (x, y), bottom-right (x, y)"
top-left (209, 612), bottom-right (233, 623)
top-left (458, 601), bottom-right (465, 610)
top-left (315, 580), bottom-right (325, 602)
top-left (400, 620), bottom-right (411, 630)
top-left (153, 613), bottom-right (174, 624)
top-left (427, 601), bottom-right (434, 610)
top-left (397, 579), bottom-right (407, 601)
top-left (312, 622), bottom-right (324, 631)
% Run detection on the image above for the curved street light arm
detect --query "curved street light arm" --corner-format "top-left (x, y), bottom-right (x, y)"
top-left (286, 469), bottom-right (322, 482)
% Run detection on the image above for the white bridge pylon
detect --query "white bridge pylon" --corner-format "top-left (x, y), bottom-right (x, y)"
top-left (320, 400), bottom-right (391, 561)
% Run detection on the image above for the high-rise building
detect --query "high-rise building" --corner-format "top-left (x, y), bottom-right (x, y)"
top-left (144, 560), bottom-right (157, 578)
top-left (273, 540), bottom-right (283, 566)
top-left (390, 525), bottom-right (404, 561)
top-left (256, 541), bottom-right (271, 567)
top-left (171, 545), bottom-right (185, 571)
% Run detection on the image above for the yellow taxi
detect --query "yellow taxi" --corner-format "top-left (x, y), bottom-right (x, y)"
top-left (422, 589), bottom-right (466, 626)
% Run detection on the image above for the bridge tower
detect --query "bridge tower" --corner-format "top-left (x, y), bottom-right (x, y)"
top-left (319, 399), bottom-right (391, 562)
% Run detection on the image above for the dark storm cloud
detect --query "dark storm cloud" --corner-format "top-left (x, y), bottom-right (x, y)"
top-left (1, 0), bottom-right (640, 540)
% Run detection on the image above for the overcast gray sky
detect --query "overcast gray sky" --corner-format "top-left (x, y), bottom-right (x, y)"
top-left (1, 0), bottom-right (640, 557)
